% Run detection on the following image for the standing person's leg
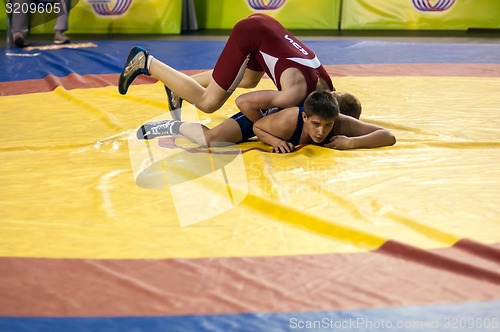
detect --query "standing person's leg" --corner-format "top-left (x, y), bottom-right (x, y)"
top-left (53, 0), bottom-right (71, 44)
top-left (11, 0), bottom-right (30, 47)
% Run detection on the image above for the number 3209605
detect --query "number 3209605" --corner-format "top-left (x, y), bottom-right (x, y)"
top-left (6, 2), bottom-right (61, 14)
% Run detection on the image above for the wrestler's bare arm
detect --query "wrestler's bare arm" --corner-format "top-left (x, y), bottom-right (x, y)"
top-left (325, 115), bottom-right (396, 150)
top-left (236, 88), bottom-right (305, 123)
top-left (253, 108), bottom-right (298, 153)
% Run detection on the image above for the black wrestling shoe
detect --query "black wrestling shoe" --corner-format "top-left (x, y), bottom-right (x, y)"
top-left (164, 85), bottom-right (183, 121)
top-left (137, 119), bottom-right (181, 140)
top-left (118, 46), bottom-right (150, 95)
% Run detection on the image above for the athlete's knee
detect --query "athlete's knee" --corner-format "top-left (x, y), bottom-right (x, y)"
top-left (189, 128), bottom-right (212, 147)
top-left (196, 84), bottom-right (229, 113)
top-left (203, 131), bottom-right (217, 145)
top-left (203, 130), bottom-right (235, 147)
top-left (195, 99), bottom-right (223, 114)
top-left (198, 103), bottom-right (220, 114)
top-left (198, 130), bottom-right (222, 146)
top-left (235, 94), bottom-right (249, 111)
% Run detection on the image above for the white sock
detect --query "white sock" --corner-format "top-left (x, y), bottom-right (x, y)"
top-left (146, 55), bottom-right (154, 73)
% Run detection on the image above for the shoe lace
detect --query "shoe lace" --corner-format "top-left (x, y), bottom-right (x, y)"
top-left (150, 121), bottom-right (172, 135)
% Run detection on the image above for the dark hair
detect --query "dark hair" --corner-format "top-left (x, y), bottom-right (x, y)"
top-left (304, 90), bottom-right (339, 119)
top-left (334, 92), bottom-right (362, 119)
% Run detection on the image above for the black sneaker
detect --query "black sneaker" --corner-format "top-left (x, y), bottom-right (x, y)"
top-left (13, 32), bottom-right (27, 48)
top-left (164, 85), bottom-right (183, 121)
top-left (137, 119), bottom-right (180, 140)
top-left (118, 46), bottom-right (150, 95)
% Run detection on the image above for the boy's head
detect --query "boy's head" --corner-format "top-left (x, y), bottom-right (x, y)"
top-left (332, 91), bottom-right (362, 119)
top-left (303, 91), bottom-right (339, 143)
top-left (304, 90), bottom-right (339, 119)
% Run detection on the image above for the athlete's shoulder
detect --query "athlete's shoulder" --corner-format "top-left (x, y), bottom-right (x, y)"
top-left (275, 107), bottom-right (301, 140)
top-left (269, 106), bottom-right (300, 131)
top-left (280, 106), bottom-right (301, 121)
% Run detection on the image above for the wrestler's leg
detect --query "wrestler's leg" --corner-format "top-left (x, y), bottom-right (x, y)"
top-left (182, 68), bottom-right (263, 89)
top-left (137, 117), bottom-right (242, 146)
top-left (238, 69), bottom-right (265, 89)
top-left (120, 16), bottom-right (259, 112)
top-left (190, 70), bottom-right (213, 87)
top-left (164, 68), bottom-right (264, 122)
top-left (162, 16), bottom-right (260, 112)
top-left (150, 59), bottom-right (230, 113)
top-left (180, 118), bottom-right (243, 147)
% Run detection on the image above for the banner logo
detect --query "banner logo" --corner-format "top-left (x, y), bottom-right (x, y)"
top-left (88, 0), bottom-right (132, 16)
top-left (412, 0), bottom-right (456, 12)
top-left (247, 0), bottom-right (287, 11)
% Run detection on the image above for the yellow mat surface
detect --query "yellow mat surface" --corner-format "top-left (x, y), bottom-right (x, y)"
top-left (1, 77), bottom-right (499, 259)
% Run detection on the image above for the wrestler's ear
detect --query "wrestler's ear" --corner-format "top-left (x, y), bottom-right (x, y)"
top-left (302, 112), bottom-right (308, 122)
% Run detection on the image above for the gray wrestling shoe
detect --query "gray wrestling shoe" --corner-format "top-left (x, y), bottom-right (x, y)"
top-left (119, 46), bottom-right (150, 95)
top-left (137, 119), bottom-right (181, 140)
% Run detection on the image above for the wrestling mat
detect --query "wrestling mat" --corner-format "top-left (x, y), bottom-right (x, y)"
top-left (1, 38), bottom-right (499, 331)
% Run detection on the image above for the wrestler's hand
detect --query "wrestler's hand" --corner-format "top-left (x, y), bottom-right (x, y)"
top-left (324, 135), bottom-right (353, 150)
top-left (272, 140), bottom-right (295, 153)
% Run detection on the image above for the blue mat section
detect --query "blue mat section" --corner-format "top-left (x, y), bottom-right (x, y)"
top-left (1, 300), bottom-right (499, 332)
top-left (1, 39), bottom-right (500, 83)
top-left (0, 40), bottom-right (224, 83)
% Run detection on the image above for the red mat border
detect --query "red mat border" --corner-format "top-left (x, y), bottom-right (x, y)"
top-left (1, 239), bottom-right (499, 317)
top-left (1, 64), bottom-right (500, 96)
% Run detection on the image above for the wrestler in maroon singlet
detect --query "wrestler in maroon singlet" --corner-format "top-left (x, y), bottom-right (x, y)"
top-left (212, 14), bottom-right (334, 96)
